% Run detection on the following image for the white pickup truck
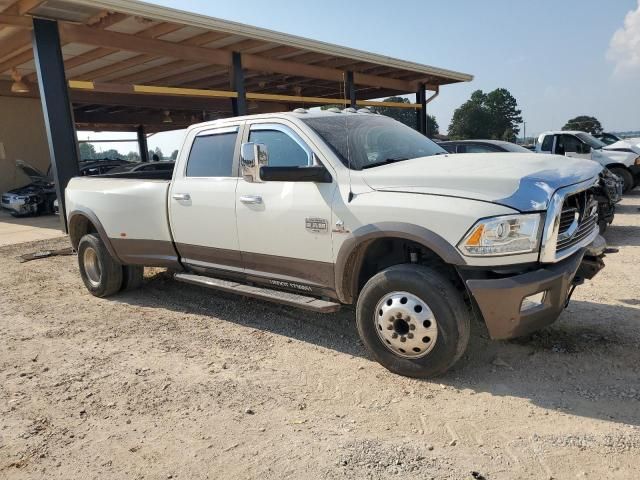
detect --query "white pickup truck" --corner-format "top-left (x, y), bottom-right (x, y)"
top-left (536, 130), bottom-right (640, 193)
top-left (66, 110), bottom-right (609, 377)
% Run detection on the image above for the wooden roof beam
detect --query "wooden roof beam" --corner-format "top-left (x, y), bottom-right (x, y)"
top-left (59, 23), bottom-right (418, 92)
top-left (0, 13), bottom-right (31, 27)
top-left (78, 30), bottom-right (229, 82)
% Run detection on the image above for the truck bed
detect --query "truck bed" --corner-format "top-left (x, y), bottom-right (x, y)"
top-left (65, 176), bottom-right (175, 250)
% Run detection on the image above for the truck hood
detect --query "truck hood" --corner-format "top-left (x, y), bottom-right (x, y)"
top-left (603, 138), bottom-right (640, 155)
top-left (362, 153), bottom-right (602, 212)
top-left (16, 159), bottom-right (51, 182)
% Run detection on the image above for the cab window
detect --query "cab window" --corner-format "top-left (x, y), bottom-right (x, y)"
top-left (540, 135), bottom-right (554, 152)
top-left (249, 129), bottom-right (310, 167)
top-left (561, 134), bottom-right (581, 153)
top-left (186, 132), bottom-right (237, 177)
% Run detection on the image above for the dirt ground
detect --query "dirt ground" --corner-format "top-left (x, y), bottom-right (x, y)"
top-left (1, 193), bottom-right (639, 480)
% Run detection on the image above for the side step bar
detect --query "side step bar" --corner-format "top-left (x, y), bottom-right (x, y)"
top-left (174, 273), bottom-right (341, 313)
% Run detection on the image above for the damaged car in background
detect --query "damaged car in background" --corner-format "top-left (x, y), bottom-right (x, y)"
top-left (1, 160), bottom-right (57, 217)
top-left (1, 159), bottom-right (131, 217)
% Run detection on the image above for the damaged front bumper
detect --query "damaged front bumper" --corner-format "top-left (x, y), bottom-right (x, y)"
top-left (460, 235), bottom-right (607, 340)
top-left (0, 196), bottom-right (38, 216)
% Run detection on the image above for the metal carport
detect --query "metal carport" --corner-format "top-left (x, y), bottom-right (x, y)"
top-left (0, 0), bottom-right (472, 230)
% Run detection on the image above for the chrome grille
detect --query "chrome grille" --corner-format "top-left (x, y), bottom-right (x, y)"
top-left (555, 191), bottom-right (598, 254)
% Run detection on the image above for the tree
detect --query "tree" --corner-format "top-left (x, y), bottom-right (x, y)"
top-left (562, 116), bottom-right (603, 135)
top-left (126, 151), bottom-right (141, 162)
top-left (369, 96), bottom-right (439, 137)
top-left (448, 88), bottom-right (522, 140)
top-left (100, 149), bottom-right (124, 160)
top-left (484, 88), bottom-right (522, 140)
top-left (79, 143), bottom-right (97, 161)
top-left (448, 96), bottom-right (492, 139)
top-left (170, 149), bottom-right (179, 160)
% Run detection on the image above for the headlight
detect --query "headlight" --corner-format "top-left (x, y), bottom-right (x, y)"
top-left (458, 214), bottom-right (541, 256)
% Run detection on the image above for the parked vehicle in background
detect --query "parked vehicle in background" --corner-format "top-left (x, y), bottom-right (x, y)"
top-left (595, 132), bottom-right (621, 145)
top-left (1, 159), bottom-right (131, 217)
top-left (1, 160), bottom-right (56, 216)
top-left (65, 110), bottom-right (610, 378)
top-left (106, 161), bottom-right (175, 175)
top-left (79, 159), bottom-right (131, 176)
top-left (441, 139), bottom-right (622, 233)
top-left (536, 131), bottom-right (640, 192)
top-left (438, 139), bottom-right (532, 153)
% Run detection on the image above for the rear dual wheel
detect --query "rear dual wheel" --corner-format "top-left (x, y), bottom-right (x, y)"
top-left (77, 233), bottom-right (143, 297)
top-left (356, 264), bottom-right (470, 378)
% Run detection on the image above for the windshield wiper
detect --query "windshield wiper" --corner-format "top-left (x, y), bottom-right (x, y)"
top-left (361, 157), bottom-right (409, 169)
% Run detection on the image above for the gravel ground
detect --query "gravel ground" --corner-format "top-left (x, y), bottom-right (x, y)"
top-left (1, 192), bottom-right (639, 480)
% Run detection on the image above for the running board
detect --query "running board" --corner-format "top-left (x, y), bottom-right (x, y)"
top-left (174, 273), bottom-right (341, 313)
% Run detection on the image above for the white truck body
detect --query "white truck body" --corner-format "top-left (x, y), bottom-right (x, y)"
top-left (65, 111), bottom-right (609, 376)
top-left (536, 130), bottom-right (640, 192)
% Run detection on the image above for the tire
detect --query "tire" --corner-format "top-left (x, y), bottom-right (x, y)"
top-left (356, 264), bottom-right (471, 378)
top-left (121, 265), bottom-right (144, 291)
top-left (598, 220), bottom-right (608, 234)
top-left (609, 167), bottom-right (634, 194)
top-left (77, 233), bottom-right (122, 298)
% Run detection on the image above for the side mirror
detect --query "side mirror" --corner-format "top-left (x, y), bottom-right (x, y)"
top-left (241, 142), bottom-right (268, 183)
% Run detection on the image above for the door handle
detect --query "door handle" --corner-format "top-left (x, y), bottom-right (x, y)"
top-left (172, 193), bottom-right (191, 201)
top-left (240, 195), bottom-right (263, 205)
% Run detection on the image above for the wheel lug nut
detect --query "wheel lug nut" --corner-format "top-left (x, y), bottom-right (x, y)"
top-left (400, 336), bottom-right (406, 343)
top-left (391, 333), bottom-right (398, 339)
top-left (396, 312), bottom-right (403, 319)
top-left (387, 325), bottom-right (393, 330)
top-left (407, 333), bottom-right (414, 339)
top-left (409, 324), bottom-right (416, 330)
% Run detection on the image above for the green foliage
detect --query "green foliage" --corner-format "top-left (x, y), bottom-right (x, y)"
top-left (369, 97), bottom-right (439, 137)
top-left (149, 147), bottom-right (164, 161)
top-left (126, 151), bottom-right (141, 162)
top-left (448, 88), bottom-right (522, 141)
top-left (170, 149), bottom-right (179, 160)
top-left (78, 142), bottom-right (97, 160)
top-left (562, 116), bottom-right (603, 135)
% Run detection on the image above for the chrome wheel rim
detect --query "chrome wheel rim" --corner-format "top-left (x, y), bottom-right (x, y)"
top-left (83, 247), bottom-right (102, 287)
top-left (374, 291), bottom-right (438, 359)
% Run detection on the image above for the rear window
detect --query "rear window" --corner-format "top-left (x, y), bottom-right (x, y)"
top-left (186, 132), bottom-right (237, 177)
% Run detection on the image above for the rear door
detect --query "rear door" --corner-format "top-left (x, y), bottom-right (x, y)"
top-left (235, 121), bottom-right (337, 294)
top-left (169, 124), bottom-right (244, 275)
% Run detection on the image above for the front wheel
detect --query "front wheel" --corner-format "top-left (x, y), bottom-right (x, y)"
top-left (356, 264), bottom-right (470, 378)
top-left (609, 167), bottom-right (634, 194)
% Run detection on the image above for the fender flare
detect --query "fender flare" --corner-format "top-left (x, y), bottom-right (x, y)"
top-left (68, 207), bottom-right (123, 264)
top-left (334, 222), bottom-right (467, 304)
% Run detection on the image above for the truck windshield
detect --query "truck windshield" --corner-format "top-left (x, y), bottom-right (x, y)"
top-left (575, 132), bottom-right (606, 149)
top-left (301, 114), bottom-right (446, 170)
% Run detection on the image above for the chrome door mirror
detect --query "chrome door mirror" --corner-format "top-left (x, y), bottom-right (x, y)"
top-left (241, 142), bottom-right (269, 183)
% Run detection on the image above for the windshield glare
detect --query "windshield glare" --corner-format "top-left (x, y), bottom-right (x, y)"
top-left (301, 114), bottom-right (446, 170)
top-left (575, 132), bottom-right (606, 149)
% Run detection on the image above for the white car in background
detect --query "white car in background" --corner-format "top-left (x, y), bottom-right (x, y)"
top-left (536, 131), bottom-right (640, 192)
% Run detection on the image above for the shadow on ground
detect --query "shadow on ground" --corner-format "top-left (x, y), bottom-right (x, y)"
top-left (115, 271), bottom-right (640, 427)
top-left (603, 225), bottom-right (640, 247)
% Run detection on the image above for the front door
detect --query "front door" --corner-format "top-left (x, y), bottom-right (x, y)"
top-left (235, 121), bottom-right (337, 295)
top-left (559, 134), bottom-right (591, 160)
top-left (169, 124), bottom-right (244, 276)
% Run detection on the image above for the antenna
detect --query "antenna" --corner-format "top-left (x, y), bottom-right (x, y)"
top-left (342, 73), bottom-right (354, 203)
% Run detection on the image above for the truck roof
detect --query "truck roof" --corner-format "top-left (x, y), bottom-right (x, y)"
top-left (187, 108), bottom-right (380, 130)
